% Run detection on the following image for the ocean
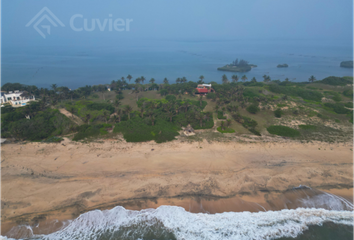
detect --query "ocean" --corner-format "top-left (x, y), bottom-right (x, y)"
top-left (1, 39), bottom-right (353, 89)
top-left (2, 188), bottom-right (353, 240)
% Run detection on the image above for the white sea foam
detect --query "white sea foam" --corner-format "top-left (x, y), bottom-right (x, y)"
top-left (23, 206), bottom-right (350, 240)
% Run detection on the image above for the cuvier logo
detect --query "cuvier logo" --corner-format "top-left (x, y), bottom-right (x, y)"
top-left (26, 7), bottom-right (65, 39)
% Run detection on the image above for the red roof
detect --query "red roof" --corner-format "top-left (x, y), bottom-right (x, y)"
top-left (196, 88), bottom-right (209, 93)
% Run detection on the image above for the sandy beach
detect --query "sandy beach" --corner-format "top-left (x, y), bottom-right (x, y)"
top-left (1, 138), bottom-right (353, 235)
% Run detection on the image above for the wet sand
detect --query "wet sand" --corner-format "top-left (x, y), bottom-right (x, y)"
top-left (1, 138), bottom-right (353, 236)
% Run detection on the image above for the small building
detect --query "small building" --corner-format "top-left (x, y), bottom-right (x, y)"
top-left (196, 84), bottom-right (215, 94)
top-left (182, 124), bottom-right (195, 136)
top-left (1, 90), bottom-right (36, 107)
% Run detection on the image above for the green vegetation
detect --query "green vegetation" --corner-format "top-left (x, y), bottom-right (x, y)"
top-left (246, 104), bottom-right (260, 114)
top-left (298, 125), bottom-right (317, 130)
top-left (324, 103), bottom-right (351, 114)
top-left (340, 61), bottom-right (353, 68)
top-left (217, 111), bottom-right (227, 119)
top-left (269, 84), bottom-right (323, 101)
top-left (277, 64), bottom-right (288, 68)
top-left (274, 108), bottom-right (282, 118)
top-left (267, 126), bottom-right (301, 137)
top-left (319, 76), bottom-right (353, 86)
top-left (217, 127), bottom-right (235, 133)
top-left (2, 73), bottom-right (353, 143)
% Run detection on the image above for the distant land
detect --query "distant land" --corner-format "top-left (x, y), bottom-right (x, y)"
top-left (217, 58), bottom-right (257, 72)
top-left (277, 64), bottom-right (288, 68)
top-left (340, 61), bottom-right (353, 68)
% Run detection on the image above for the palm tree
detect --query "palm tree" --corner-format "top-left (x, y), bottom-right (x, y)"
top-left (141, 76), bottom-right (146, 84)
top-left (309, 75), bottom-right (316, 83)
top-left (231, 75), bottom-right (238, 83)
top-left (135, 78), bottom-right (141, 84)
top-left (183, 101), bottom-right (190, 112)
top-left (50, 84), bottom-right (57, 92)
top-left (195, 111), bottom-right (204, 127)
top-left (222, 74), bottom-right (229, 84)
top-left (85, 113), bottom-right (91, 125)
top-left (176, 78), bottom-right (181, 84)
top-left (220, 121), bottom-right (225, 131)
top-left (163, 78), bottom-right (169, 84)
top-left (241, 75), bottom-right (248, 82)
top-left (116, 108), bottom-right (123, 123)
top-left (263, 75), bottom-right (268, 82)
top-left (285, 78), bottom-right (289, 82)
top-left (121, 77), bottom-right (125, 81)
top-left (69, 106), bottom-right (75, 117)
top-left (181, 77), bottom-right (187, 83)
top-left (103, 110), bottom-right (109, 123)
top-left (251, 77), bottom-right (257, 83)
top-left (199, 95), bottom-right (203, 107)
top-left (124, 105), bottom-right (133, 120)
top-left (199, 75), bottom-right (204, 82)
top-left (127, 74), bottom-right (132, 82)
top-left (114, 99), bottom-right (121, 109)
top-left (226, 119), bottom-right (232, 128)
top-left (149, 78), bottom-right (155, 84)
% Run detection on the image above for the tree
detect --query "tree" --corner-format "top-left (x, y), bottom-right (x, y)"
top-left (135, 78), bottom-right (141, 84)
top-left (121, 77), bottom-right (125, 81)
top-left (176, 78), bottom-right (181, 84)
top-left (285, 78), bottom-right (289, 82)
top-left (199, 95), bottom-right (203, 107)
top-left (195, 111), bottom-right (204, 127)
top-left (50, 84), bottom-right (57, 92)
top-left (114, 99), bottom-right (121, 109)
top-left (220, 121), bottom-right (225, 131)
top-left (309, 75), bottom-right (316, 83)
top-left (141, 76), bottom-right (146, 84)
top-left (163, 78), bottom-right (169, 84)
top-left (181, 77), bottom-right (187, 83)
top-left (124, 105), bottom-right (133, 120)
top-left (214, 105), bottom-right (219, 112)
top-left (274, 108), bottom-right (282, 118)
top-left (85, 113), bottom-right (91, 124)
top-left (251, 77), bottom-right (257, 83)
top-left (149, 78), bottom-right (155, 84)
top-left (226, 119), bottom-right (232, 128)
top-left (127, 75), bottom-right (132, 82)
top-left (103, 110), bottom-right (109, 123)
top-left (241, 75), bottom-right (248, 82)
top-left (199, 75), bottom-right (205, 83)
top-left (116, 108), bottom-right (123, 123)
top-left (232, 75), bottom-right (239, 83)
top-left (68, 106), bottom-right (76, 117)
top-left (222, 74), bottom-right (229, 84)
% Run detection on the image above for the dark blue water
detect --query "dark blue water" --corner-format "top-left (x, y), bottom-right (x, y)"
top-left (1, 39), bottom-right (353, 89)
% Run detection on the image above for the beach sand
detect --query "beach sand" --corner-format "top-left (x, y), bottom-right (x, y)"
top-left (1, 138), bottom-right (353, 235)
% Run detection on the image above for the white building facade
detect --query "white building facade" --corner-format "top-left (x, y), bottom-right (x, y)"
top-left (1, 90), bottom-right (35, 107)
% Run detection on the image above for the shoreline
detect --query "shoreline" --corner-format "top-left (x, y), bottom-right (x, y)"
top-left (1, 138), bottom-right (353, 236)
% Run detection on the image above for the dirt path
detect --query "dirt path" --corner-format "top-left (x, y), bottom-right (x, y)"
top-left (59, 108), bottom-right (84, 125)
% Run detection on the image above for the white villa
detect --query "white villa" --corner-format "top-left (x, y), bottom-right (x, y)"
top-left (1, 90), bottom-right (36, 107)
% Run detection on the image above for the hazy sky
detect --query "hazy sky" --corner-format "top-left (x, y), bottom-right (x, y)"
top-left (2, 0), bottom-right (353, 47)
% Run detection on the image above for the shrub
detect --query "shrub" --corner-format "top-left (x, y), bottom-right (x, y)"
top-left (324, 103), bottom-right (351, 114)
top-left (269, 84), bottom-right (323, 102)
top-left (343, 89), bottom-right (353, 99)
top-left (320, 76), bottom-right (353, 86)
top-left (217, 111), bottom-right (226, 119)
top-left (165, 95), bottom-right (176, 102)
top-left (42, 136), bottom-right (64, 143)
top-left (246, 104), bottom-right (259, 114)
top-left (217, 127), bottom-right (235, 133)
top-left (298, 125), bottom-right (317, 130)
top-left (267, 125), bottom-right (300, 137)
top-left (274, 108), bottom-right (282, 118)
top-left (92, 94), bottom-right (99, 99)
top-left (114, 118), bottom-right (179, 143)
top-left (344, 102), bottom-right (353, 108)
top-left (206, 92), bottom-right (216, 100)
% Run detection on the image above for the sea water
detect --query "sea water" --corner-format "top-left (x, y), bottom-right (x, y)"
top-left (2, 189), bottom-right (353, 240)
top-left (1, 39), bottom-right (353, 89)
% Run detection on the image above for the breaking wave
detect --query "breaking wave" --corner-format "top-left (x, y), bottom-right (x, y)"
top-left (3, 206), bottom-right (352, 240)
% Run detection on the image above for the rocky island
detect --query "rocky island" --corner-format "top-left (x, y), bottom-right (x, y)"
top-left (217, 59), bottom-right (257, 72)
top-left (340, 61), bottom-right (353, 68)
top-left (277, 64), bottom-right (288, 68)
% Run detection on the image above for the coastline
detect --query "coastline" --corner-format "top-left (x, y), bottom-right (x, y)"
top-left (1, 138), bottom-right (353, 236)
